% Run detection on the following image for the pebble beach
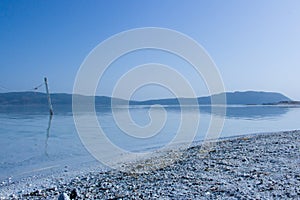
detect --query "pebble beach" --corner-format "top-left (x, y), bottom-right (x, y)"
top-left (1, 130), bottom-right (299, 199)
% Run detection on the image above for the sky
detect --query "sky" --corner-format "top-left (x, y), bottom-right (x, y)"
top-left (0, 0), bottom-right (299, 100)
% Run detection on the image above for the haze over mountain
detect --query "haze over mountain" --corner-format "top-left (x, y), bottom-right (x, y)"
top-left (0, 91), bottom-right (292, 106)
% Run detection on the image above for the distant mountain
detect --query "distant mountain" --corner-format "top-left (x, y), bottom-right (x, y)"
top-left (0, 92), bottom-right (130, 106)
top-left (0, 91), bottom-right (292, 106)
top-left (213, 91), bottom-right (291, 105)
top-left (0, 92), bottom-right (49, 105)
top-left (131, 91), bottom-right (291, 105)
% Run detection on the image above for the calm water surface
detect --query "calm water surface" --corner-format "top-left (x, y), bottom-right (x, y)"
top-left (0, 105), bottom-right (299, 180)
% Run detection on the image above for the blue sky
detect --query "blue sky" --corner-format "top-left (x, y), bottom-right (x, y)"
top-left (0, 0), bottom-right (299, 100)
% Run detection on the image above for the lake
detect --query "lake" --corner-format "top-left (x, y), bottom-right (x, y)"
top-left (0, 105), bottom-right (300, 181)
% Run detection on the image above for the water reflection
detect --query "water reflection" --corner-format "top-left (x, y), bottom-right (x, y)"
top-left (0, 104), bottom-right (296, 120)
top-left (111, 105), bottom-right (292, 120)
top-left (0, 104), bottom-right (299, 180)
top-left (199, 105), bottom-right (291, 119)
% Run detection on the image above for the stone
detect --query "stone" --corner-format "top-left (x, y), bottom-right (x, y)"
top-left (58, 193), bottom-right (70, 200)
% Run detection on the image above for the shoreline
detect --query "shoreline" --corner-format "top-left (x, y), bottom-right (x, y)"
top-left (1, 130), bottom-right (299, 199)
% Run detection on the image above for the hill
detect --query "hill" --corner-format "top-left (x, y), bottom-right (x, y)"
top-left (0, 91), bottom-right (292, 106)
top-left (131, 91), bottom-right (291, 105)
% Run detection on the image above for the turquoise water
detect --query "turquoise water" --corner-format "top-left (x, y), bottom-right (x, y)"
top-left (0, 105), bottom-right (299, 180)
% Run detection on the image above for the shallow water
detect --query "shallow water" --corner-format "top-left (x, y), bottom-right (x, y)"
top-left (0, 105), bottom-right (299, 180)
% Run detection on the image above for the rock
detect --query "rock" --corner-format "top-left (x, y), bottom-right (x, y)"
top-left (70, 188), bottom-right (78, 199)
top-left (58, 193), bottom-right (70, 200)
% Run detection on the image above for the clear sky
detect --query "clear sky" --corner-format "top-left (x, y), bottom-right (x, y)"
top-left (0, 0), bottom-right (299, 100)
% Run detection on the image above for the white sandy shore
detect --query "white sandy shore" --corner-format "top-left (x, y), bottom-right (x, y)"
top-left (0, 130), bottom-right (299, 199)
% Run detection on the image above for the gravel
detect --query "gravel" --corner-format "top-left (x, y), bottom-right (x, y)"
top-left (1, 130), bottom-right (299, 199)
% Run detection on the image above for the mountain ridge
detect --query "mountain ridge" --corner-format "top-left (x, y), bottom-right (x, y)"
top-left (0, 91), bottom-right (292, 106)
